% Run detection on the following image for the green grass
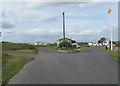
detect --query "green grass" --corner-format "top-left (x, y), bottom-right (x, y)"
top-left (0, 43), bottom-right (2, 85)
top-left (15, 50), bottom-right (38, 54)
top-left (2, 42), bottom-right (38, 51)
top-left (0, 42), bottom-right (2, 51)
top-left (0, 68), bottom-right (1, 84)
top-left (2, 42), bottom-right (38, 54)
top-left (2, 42), bottom-right (38, 85)
top-left (2, 42), bottom-right (21, 51)
top-left (2, 53), bottom-right (31, 85)
top-left (0, 58), bottom-right (1, 85)
top-left (100, 47), bottom-right (119, 63)
top-left (107, 49), bottom-right (119, 62)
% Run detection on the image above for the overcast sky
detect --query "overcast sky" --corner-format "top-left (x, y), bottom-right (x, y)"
top-left (1, 2), bottom-right (118, 43)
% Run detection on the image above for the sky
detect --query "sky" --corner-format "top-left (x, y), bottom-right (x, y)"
top-left (0, 1), bottom-right (118, 43)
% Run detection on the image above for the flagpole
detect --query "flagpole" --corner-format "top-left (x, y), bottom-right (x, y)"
top-left (109, 10), bottom-right (113, 51)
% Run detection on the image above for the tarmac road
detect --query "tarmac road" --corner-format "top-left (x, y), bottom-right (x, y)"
top-left (8, 47), bottom-right (118, 84)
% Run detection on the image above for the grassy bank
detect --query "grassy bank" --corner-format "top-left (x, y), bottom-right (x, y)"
top-left (2, 53), bottom-right (31, 85)
top-left (2, 42), bottom-right (21, 51)
top-left (2, 42), bottom-right (38, 85)
top-left (107, 49), bottom-right (119, 62)
top-left (2, 42), bottom-right (38, 54)
top-left (100, 47), bottom-right (119, 63)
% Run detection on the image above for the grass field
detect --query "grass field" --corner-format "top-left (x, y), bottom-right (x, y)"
top-left (2, 53), bottom-right (31, 85)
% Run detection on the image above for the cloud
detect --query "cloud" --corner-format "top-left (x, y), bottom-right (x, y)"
top-left (26, 2), bottom-right (52, 9)
top-left (3, 28), bottom-right (61, 36)
top-left (69, 30), bottom-right (91, 36)
top-left (65, 19), bottom-right (92, 30)
top-left (2, 1), bottom-right (118, 43)
top-left (38, 13), bottom-right (57, 22)
top-left (26, 28), bottom-right (61, 35)
top-left (25, 2), bottom-right (95, 10)
top-left (25, 2), bottom-right (77, 12)
top-left (25, 1), bottom-right (117, 11)
top-left (25, 2), bottom-right (89, 10)
top-left (2, 29), bottom-right (15, 37)
top-left (2, 0), bottom-right (118, 2)
top-left (0, 18), bottom-right (15, 29)
top-left (3, 5), bottom-right (57, 23)
top-left (2, 28), bottom-right (62, 43)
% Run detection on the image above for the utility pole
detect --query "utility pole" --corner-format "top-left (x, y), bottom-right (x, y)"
top-left (62, 12), bottom-right (65, 41)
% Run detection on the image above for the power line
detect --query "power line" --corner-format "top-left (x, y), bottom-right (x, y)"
top-left (55, 3), bottom-right (80, 40)
top-left (65, 3), bottom-right (80, 13)
top-left (55, 3), bottom-right (80, 15)
top-left (61, 3), bottom-right (80, 40)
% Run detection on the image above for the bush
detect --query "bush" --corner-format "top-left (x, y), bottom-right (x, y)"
top-left (59, 41), bottom-right (72, 48)
top-left (2, 42), bottom-right (21, 51)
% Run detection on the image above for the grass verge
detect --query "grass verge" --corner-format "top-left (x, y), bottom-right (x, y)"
top-left (15, 50), bottom-right (38, 54)
top-left (2, 53), bottom-right (31, 85)
top-left (107, 50), bottom-right (119, 62)
top-left (100, 47), bottom-right (119, 63)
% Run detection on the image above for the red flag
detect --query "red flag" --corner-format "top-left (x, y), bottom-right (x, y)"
top-left (108, 8), bottom-right (112, 14)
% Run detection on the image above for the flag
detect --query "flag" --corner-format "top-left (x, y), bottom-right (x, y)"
top-left (108, 8), bottom-right (112, 14)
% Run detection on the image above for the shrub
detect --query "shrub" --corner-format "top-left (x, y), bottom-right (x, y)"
top-left (59, 41), bottom-right (72, 48)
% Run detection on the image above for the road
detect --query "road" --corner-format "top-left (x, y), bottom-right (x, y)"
top-left (8, 47), bottom-right (118, 84)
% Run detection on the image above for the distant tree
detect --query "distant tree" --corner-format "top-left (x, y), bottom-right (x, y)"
top-left (98, 40), bottom-right (101, 43)
top-left (78, 42), bottom-right (88, 47)
top-left (98, 37), bottom-right (106, 43)
top-left (100, 37), bottom-right (106, 43)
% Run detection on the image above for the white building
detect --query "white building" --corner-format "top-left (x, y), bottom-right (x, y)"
top-left (72, 43), bottom-right (80, 48)
top-left (33, 43), bottom-right (38, 45)
top-left (88, 42), bottom-right (99, 46)
top-left (88, 42), bottom-right (93, 46)
top-left (32, 42), bottom-right (48, 46)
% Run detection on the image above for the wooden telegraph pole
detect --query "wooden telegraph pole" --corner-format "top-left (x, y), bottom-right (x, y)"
top-left (62, 12), bottom-right (65, 41)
